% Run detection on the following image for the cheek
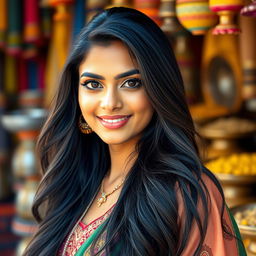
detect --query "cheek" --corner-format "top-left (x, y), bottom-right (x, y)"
top-left (129, 91), bottom-right (153, 115)
top-left (78, 91), bottom-right (95, 117)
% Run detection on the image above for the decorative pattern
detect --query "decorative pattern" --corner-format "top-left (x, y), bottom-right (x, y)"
top-left (200, 244), bottom-right (213, 256)
top-left (209, 0), bottom-right (244, 34)
top-left (176, 0), bottom-right (218, 35)
top-left (60, 205), bottom-right (115, 256)
top-left (84, 232), bottom-right (107, 256)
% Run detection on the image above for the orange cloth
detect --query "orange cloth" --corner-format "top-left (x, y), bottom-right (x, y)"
top-left (0, 0), bottom-right (7, 47)
top-left (44, 3), bottom-right (73, 106)
top-left (178, 174), bottom-right (244, 256)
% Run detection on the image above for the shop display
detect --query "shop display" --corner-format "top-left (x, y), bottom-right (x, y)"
top-left (239, 16), bottom-right (256, 112)
top-left (205, 153), bottom-right (256, 207)
top-left (206, 153), bottom-right (256, 175)
top-left (159, 0), bottom-right (184, 35)
top-left (241, 0), bottom-right (256, 16)
top-left (16, 237), bottom-right (33, 256)
top-left (0, 152), bottom-right (11, 199)
top-left (175, 35), bottom-right (199, 104)
top-left (201, 32), bottom-right (243, 113)
top-left (200, 117), bottom-right (256, 137)
top-left (209, 0), bottom-right (244, 34)
top-left (0, 0), bottom-right (7, 48)
top-left (1, 108), bottom-right (46, 255)
top-left (134, 0), bottom-right (161, 25)
top-left (23, 0), bottom-right (40, 58)
top-left (0, 1), bottom-right (256, 255)
top-left (190, 28), bottom-right (243, 122)
top-left (234, 205), bottom-right (256, 227)
top-left (87, 0), bottom-right (109, 22)
top-left (176, 0), bottom-right (218, 35)
top-left (45, 0), bottom-right (74, 106)
top-left (232, 203), bottom-right (256, 256)
top-left (199, 117), bottom-right (256, 159)
top-left (16, 177), bottom-right (40, 219)
top-left (6, 0), bottom-right (23, 56)
top-left (0, 93), bottom-right (11, 199)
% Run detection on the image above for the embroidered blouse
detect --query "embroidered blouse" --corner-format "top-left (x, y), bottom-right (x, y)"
top-left (59, 204), bottom-right (115, 256)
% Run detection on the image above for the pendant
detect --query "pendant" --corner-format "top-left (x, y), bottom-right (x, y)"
top-left (97, 192), bottom-right (107, 207)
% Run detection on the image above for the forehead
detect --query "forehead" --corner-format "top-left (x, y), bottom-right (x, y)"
top-left (79, 41), bottom-right (138, 74)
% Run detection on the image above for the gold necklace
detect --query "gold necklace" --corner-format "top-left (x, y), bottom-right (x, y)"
top-left (97, 177), bottom-right (124, 207)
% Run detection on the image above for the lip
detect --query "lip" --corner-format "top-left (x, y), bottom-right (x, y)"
top-left (97, 115), bottom-right (131, 129)
top-left (98, 115), bottom-right (131, 119)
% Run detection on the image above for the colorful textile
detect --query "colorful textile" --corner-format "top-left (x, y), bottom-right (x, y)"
top-left (45, 1), bottom-right (73, 105)
top-left (0, 0), bottom-right (7, 48)
top-left (177, 174), bottom-right (246, 256)
top-left (18, 58), bottom-right (28, 91)
top-left (6, 0), bottom-right (23, 56)
top-left (1, 0), bottom-right (50, 97)
top-left (0, 199), bottom-right (20, 256)
top-left (24, 0), bottom-right (40, 44)
top-left (59, 204), bottom-right (115, 256)
top-left (72, 0), bottom-right (86, 41)
top-left (4, 55), bottom-right (17, 95)
top-left (61, 175), bottom-right (246, 256)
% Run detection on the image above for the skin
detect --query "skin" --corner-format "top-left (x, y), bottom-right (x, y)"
top-left (78, 40), bottom-right (154, 222)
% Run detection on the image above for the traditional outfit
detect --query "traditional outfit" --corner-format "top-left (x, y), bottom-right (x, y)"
top-left (178, 174), bottom-right (246, 256)
top-left (59, 175), bottom-right (246, 256)
top-left (59, 205), bottom-right (115, 256)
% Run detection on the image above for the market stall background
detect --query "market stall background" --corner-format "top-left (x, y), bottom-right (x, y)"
top-left (0, 0), bottom-right (256, 255)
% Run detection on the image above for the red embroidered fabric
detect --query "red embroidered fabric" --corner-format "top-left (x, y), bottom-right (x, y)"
top-left (59, 205), bottom-right (115, 256)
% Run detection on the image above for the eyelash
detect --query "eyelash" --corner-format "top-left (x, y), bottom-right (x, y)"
top-left (80, 78), bottom-right (142, 90)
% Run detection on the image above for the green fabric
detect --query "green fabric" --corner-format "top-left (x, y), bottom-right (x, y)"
top-left (75, 222), bottom-right (106, 256)
top-left (226, 205), bottom-right (247, 256)
top-left (75, 206), bottom-right (246, 256)
top-left (75, 222), bottom-right (122, 256)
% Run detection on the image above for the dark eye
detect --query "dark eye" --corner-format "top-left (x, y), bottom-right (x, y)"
top-left (122, 78), bottom-right (142, 89)
top-left (81, 80), bottom-right (103, 90)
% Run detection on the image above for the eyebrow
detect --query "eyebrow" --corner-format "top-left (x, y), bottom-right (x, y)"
top-left (80, 69), bottom-right (140, 80)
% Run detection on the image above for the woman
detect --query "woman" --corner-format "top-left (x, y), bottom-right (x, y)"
top-left (24, 7), bottom-right (246, 256)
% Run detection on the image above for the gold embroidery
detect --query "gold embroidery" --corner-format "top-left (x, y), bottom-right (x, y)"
top-left (84, 231), bottom-right (107, 256)
top-left (200, 244), bottom-right (213, 256)
top-left (63, 207), bottom-right (113, 255)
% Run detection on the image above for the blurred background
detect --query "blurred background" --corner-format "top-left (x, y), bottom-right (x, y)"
top-left (0, 0), bottom-right (256, 255)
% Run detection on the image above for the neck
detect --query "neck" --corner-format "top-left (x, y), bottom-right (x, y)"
top-left (106, 136), bottom-right (139, 183)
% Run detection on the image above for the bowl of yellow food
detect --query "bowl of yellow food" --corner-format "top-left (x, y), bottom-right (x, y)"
top-left (205, 153), bottom-right (256, 207)
top-left (232, 203), bottom-right (256, 256)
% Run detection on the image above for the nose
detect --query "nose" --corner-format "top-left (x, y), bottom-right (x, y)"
top-left (100, 88), bottom-right (122, 111)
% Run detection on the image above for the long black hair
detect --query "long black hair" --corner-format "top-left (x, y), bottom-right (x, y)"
top-left (24, 7), bottom-right (226, 256)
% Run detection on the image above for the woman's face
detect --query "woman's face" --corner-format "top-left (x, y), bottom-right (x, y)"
top-left (78, 40), bottom-right (154, 145)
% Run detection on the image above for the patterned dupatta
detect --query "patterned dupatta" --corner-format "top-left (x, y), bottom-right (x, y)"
top-left (60, 204), bottom-right (116, 256)
top-left (177, 174), bottom-right (247, 256)
top-left (62, 175), bottom-right (246, 256)
top-left (74, 206), bottom-right (246, 255)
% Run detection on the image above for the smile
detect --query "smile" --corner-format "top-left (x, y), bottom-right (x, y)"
top-left (97, 115), bottom-right (131, 129)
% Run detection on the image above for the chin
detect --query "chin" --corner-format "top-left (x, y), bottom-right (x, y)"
top-left (101, 138), bottom-right (129, 145)
top-left (97, 133), bottom-right (133, 146)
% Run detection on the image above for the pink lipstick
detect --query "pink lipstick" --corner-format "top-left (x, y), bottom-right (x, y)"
top-left (97, 115), bottom-right (131, 129)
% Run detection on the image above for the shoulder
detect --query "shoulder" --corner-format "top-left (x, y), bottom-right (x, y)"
top-left (176, 172), bottom-right (244, 256)
top-left (175, 171), bottom-right (224, 217)
top-left (200, 172), bottom-right (224, 211)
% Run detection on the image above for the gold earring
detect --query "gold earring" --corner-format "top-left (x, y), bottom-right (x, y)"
top-left (78, 115), bottom-right (93, 134)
